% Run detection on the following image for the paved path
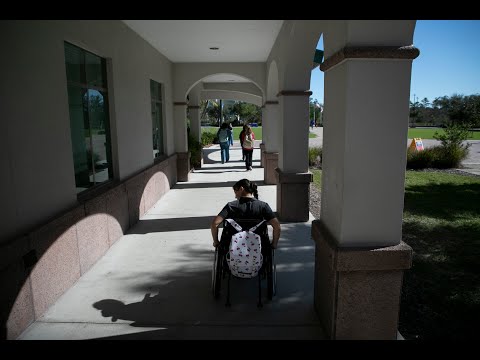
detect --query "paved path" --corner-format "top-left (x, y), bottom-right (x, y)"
top-left (309, 127), bottom-right (480, 176)
top-left (17, 145), bottom-right (325, 340)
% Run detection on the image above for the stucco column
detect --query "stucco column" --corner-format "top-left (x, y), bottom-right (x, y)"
top-left (188, 105), bottom-right (201, 143)
top-left (262, 101), bottom-right (279, 184)
top-left (312, 45), bottom-right (419, 339)
top-left (259, 106), bottom-right (265, 168)
top-left (275, 91), bottom-right (312, 221)
top-left (173, 102), bottom-right (190, 182)
top-left (188, 105), bottom-right (202, 170)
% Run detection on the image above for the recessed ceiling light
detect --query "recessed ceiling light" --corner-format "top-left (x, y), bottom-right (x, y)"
top-left (209, 47), bottom-right (219, 50)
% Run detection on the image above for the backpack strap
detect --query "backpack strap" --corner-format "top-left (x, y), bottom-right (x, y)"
top-left (225, 218), bottom-right (266, 232)
top-left (225, 218), bottom-right (243, 232)
top-left (248, 220), bottom-right (266, 232)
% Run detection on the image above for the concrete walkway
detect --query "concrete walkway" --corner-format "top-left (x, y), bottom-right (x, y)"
top-left (17, 144), bottom-right (325, 340)
top-left (309, 127), bottom-right (480, 176)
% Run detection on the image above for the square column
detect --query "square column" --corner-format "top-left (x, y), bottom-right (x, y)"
top-left (320, 50), bottom-right (417, 248)
top-left (176, 152), bottom-right (190, 182)
top-left (313, 45), bottom-right (419, 339)
top-left (278, 92), bottom-right (310, 173)
top-left (264, 151), bottom-right (278, 185)
top-left (275, 168), bottom-right (312, 222)
top-left (262, 101), bottom-right (280, 153)
top-left (262, 101), bottom-right (279, 181)
top-left (259, 143), bottom-right (265, 168)
top-left (174, 102), bottom-right (190, 181)
top-left (188, 105), bottom-right (201, 143)
top-left (275, 92), bottom-right (312, 221)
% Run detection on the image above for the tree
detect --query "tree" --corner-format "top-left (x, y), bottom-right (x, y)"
top-left (309, 98), bottom-right (323, 126)
top-left (230, 101), bottom-right (261, 125)
top-left (409, 94), bottom-right (420, 127)
top-left (202, 99), bottom-right (222, 126)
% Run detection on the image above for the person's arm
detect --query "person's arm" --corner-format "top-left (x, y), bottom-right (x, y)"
top-left (267, 217), bottom-right (281, 249)
top-left (211, 215), bottom-right (224, 247)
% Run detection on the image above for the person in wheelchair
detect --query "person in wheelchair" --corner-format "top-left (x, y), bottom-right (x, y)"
top-left (210, 178), bottom-right (281, 252)
top-left (210, 178), bottom-right (281, 306)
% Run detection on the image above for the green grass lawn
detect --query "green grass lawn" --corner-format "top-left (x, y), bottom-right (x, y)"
top-left (311, 169), bottom-right (322, 189)
top-left (408, 128), bottom-right (480, 140)
top-left (399, 170), bottom-right (480, 340)
top-left (311, 169), bottom-right (480, 340)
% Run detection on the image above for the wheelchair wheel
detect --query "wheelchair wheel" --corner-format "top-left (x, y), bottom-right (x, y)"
top-left (272, 249), bottom-right (277, 296)
top-left (266, 249), bottom-right (277, 300)
top-left (212, 248), bottom-right (222, 299)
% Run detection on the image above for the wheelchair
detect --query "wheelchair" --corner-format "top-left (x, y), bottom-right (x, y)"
top-left (211, 218), bottom-right (277, 308)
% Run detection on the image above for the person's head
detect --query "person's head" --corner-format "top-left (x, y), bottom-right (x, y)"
top-left (233, 178), bottom-right (258, 199)
top-left (246, 126), bottom-right (252, 134)
top-left (221, 122), bottom-right (228, 129)
top-left (242, 125), bottom-right (248, 131)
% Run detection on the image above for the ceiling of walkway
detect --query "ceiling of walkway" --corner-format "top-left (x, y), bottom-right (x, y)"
top-left (122, 20), bottom-right (284, 63)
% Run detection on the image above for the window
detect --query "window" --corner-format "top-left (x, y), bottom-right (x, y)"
top-left (64, 42), bottom-right (113, 194)
top-left (150, 80), bottom-right (164, 158)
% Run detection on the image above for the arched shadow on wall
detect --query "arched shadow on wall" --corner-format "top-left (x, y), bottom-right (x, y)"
top-left (1, 157), bottom-right (176, 340)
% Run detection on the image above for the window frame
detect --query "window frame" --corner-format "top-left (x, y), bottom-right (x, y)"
top-left (64, 41), bottom-right (114, 196)
top-left (150, 79), bottom-right (165, 160)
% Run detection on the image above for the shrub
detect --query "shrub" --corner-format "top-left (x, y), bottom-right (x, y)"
top-left (406, 147), bottom-right (436, 169)
top-left (406, 145), bottom-right (470, 169)
top-left (433, 122), bottom-right (472, 148)
top-left (432, 145), bottom-right (469, 169)
top-left (433, 122), bottom-right (471, 168)
top-left (309, 146), bottom-right (322, 167)
top-left (201, 131), bottom-right (216, 146)
top-left (188, 134), bottom-right (202, 168)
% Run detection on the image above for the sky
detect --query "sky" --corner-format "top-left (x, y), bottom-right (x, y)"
top-left (309, 20), bottom-right (480, 105)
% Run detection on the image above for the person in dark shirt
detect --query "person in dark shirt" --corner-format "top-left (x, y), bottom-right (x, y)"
top-left (210, 178), bottom-right (281, 249)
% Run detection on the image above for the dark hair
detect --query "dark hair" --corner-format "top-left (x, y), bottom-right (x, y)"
top-left (233, 179), bottom-right (258, 199)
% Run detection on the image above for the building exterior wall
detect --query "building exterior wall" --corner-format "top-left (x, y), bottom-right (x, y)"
top-left (0, 20), bottom-right (175, 242)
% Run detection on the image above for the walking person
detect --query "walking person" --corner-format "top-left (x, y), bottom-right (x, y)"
top-left (228, 122), bottom-right (234, 146)
top-left (240, 125), bottom-right (255, 171)
top-left (217, 122), bottom-right (232, 164)
top-left (239, 124), bottom-right (247, 161)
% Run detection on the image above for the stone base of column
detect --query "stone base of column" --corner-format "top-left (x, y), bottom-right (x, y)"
top-left (275, 168), bottom-right (312, 222)
top-left (176, 152), bottom-right (190, 182)
top-left (311, 220), bottom-right (413, 340)
top-left (264, 152), bottom-right (278, 185)
top-left (259, 143), bottom-right (265, 168)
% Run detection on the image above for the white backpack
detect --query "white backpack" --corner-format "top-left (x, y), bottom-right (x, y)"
top-left (225, 219), bottom-right (265, 278)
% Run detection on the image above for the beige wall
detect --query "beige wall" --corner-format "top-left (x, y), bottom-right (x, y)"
top-left (173, 62), bottom-right (266, 101)
top-left (0, 20), bottom-right (175, 242)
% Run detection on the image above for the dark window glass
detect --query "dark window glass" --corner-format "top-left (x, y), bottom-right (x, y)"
top-left (64, 42), bottom-right (113, 193)
top-left (150, 80), bottom-right (164, 158)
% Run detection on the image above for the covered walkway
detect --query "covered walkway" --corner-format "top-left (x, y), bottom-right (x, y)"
top-left (17, 144), bottom-right (325, 340)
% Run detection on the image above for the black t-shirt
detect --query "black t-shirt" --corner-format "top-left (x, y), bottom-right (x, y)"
top-left (218, 197), bottom-right (275, 222)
